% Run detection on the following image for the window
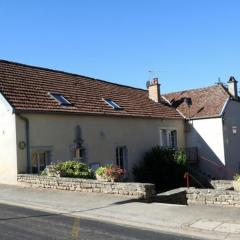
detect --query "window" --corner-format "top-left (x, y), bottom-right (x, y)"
top-left (74, 147), bottom-right (86, 162)
top-left (32, 151), bottom-right (50, 173)
top-left (102, 98), bottom-right (123, 110)
top-left (116, 146), bottom-right (128, 170)
top-left (50, 93), bottom-right (72, 106)
top-left (160, 129), bottom-right (177, 149)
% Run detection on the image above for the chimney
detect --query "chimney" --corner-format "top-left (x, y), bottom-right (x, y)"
top-left (147, 78), bottom-right (160, 102)
top-left (228, 76), bottom-right (238, 99)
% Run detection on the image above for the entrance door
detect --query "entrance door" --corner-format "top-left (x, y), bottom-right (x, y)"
top-left (32, 152), bottom-right (49, 173)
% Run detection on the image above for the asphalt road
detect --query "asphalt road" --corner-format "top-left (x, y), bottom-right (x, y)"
top-left (0, 203), bottom-right (201, 240)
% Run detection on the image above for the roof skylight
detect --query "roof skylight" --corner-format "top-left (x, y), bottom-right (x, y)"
top-left (50, 93), bottom-right (72, 106)
top-left (103, 98), bottom-right (123, 110)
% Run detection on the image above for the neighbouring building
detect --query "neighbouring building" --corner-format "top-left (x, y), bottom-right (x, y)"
top-left (0, 60), bottom-right (185, 184)
top-left (163, 77), bottom-right (240, 179)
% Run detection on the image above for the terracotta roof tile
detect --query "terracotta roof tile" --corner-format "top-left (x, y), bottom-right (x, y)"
top-left (0, 60), bottom-right (182, 119)
top-left (163, 85), bottom-right (230, 119)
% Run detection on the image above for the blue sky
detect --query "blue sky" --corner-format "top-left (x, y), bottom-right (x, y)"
top-left (0, 0), bottom-right (240, 93)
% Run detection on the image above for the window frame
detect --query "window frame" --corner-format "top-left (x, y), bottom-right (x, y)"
top-left (102, 98), bottom-right (123, 110)
top-left (116, 146), bottom-right (128, 170)
top-left (49, 92), bottom-right (72, 106)
top-left (159, 128), bottom-right (178, 149)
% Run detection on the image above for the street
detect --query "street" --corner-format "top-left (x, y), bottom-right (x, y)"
top-left (0, 203), bottom-right (200, 240)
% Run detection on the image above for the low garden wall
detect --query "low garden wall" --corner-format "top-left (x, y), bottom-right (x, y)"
top-left (187, 188), bottom-right (240, 207)
top-left (210, 180), bottom-right (233, 190)
top-left (17, 174), bottom-right (155, 200)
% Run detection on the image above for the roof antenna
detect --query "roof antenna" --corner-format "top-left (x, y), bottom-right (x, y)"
top-left (215, 77), bottom-right (224, 85)
top-left (148, 70), bottom-right (154, 80)
top-left (148, 70), bottom-right (161, 81)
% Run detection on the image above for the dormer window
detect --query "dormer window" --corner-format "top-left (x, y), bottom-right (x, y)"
top-left (49, 92), bottom-right (72, 106)
top-left (102, 98), bottom-right (123, 110)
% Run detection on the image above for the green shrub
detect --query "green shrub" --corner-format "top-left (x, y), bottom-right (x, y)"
top-left (43, 161), bottom-right (95, 179)
top-left (132, 147), bottom-right (186, 191)
top-left (95, 166), bottom-right (108, 177)
top-left (40, 169), bottom-right (48, 176)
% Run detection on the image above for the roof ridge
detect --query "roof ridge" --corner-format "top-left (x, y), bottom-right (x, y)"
top-left (0, 59), bottom-right (146, 92)
top-left (163, 84), bottom-right (220, 96)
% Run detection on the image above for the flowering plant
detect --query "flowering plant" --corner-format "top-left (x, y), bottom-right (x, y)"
top-left (105, 165), bottom-right (124, 179)
top-left (96, 164), bottom-right (125, 182)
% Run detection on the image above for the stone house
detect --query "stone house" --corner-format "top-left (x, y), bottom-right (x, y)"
top-left (0, 60), bottom-right (185, 184)
top-left (163, 77), bottom-right (240, 179)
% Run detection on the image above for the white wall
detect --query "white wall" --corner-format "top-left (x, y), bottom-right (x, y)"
top-left (0, 94), bottom-right (18, 184)
top-left (186, 118), bottom-right (226, 178)
top-left (16, 114), bottom-right (185, 178)
top-left (222, 100), bottom-right (240, 178)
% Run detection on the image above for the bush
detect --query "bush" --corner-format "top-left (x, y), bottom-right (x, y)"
top-left (234, 174), bottom-right (240, 181)
top-left (132, 147), bottom-right (186, 191)
top-left (95, 166), bottom-right (108, 177)
top-left (42, 161), bottom-right (95, 179)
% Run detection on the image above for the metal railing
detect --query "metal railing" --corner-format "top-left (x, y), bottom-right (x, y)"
top-left (184, 172), bottom-right (205, 188)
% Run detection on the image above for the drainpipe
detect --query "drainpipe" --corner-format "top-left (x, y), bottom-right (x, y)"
top-left (17, 114), bottom-right (31, 173)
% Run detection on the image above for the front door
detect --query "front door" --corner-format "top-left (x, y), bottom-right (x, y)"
top-left (32, 152), bottom-right (49, 173)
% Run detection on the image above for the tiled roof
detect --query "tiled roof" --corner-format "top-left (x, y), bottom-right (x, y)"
top-left (163, 85), bottom-right (230, 119)
top-left (0, 60), bottom-right (182, 119)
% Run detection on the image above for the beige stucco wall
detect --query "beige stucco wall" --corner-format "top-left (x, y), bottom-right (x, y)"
top-left (0, 95), bottom-right (18, 184)
top-left (16, 113), bottom-right (185, 178)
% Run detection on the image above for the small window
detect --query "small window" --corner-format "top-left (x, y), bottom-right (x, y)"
top-left (160, 129), bottom-right (177, 149)
top-left (103, 98), bottom-right (123, 110)
top-left (50, 93), bottom-right (72, 106)
top-left (74, 147), bottom-right (86, 162)
top-left (116, 146), bottom-right (128, 170)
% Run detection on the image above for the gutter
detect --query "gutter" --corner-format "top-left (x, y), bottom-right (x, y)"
top-left (17, 114), bottom-right (31, 173)
top-left (187, 115), bottom-right (222, 121)
top-left (14, 109), bottom-right (182, 120)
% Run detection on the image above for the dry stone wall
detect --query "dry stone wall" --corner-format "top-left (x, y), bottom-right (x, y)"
top-left (210, 180), bottom-right (233, 190)
top-left (187, 188), bottom-right (240, 207)
top-left (17, 174), bottom-right (155, 200)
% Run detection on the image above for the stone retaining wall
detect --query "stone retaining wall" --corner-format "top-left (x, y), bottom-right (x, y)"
top-left (211, 180), bottom-right (233, 190)
top-left (17, 174), bottom-right (155, 200)
top-left (187, 188), bottom-right (240, 207)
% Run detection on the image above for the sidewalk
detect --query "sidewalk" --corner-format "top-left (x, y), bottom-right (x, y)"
top-left (0, 184), bottom-right (240, 240)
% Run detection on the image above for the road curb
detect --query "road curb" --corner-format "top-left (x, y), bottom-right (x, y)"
top-left (0, 199), bottom-right (238, 240)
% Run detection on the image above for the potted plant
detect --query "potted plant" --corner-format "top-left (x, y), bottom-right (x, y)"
top-left (96, 164), bottom-right (124, 182)
top-left (95, 166), bottom-right (108, 181)
top-left (233, 174), bottom-right (240, 192)
top-left (105, 165), bottom-right (125, 182)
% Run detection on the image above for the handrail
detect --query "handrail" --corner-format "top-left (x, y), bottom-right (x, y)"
top-left (184, 172), bottom-right (205, 188)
